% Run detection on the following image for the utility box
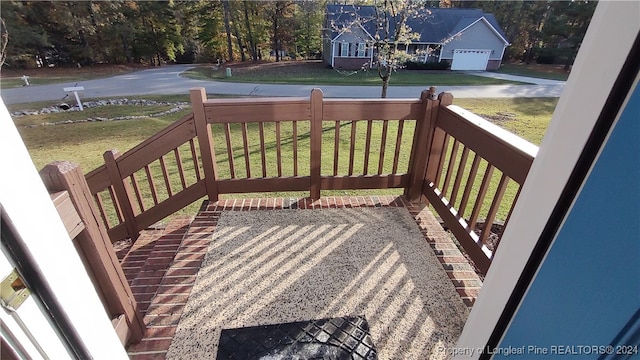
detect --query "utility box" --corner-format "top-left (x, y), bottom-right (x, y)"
top-left (225, 67), bottom-right (232, 77)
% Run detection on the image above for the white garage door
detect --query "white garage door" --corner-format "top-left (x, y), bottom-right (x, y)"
top-left (451, 49), bottom-right (491, 71)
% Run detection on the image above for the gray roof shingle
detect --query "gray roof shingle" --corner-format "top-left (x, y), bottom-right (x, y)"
top-left (326, 5), bottom-right (508, 44)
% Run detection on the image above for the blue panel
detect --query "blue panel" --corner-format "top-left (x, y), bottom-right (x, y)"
top-left (495, 82), bottom-right (640, 358)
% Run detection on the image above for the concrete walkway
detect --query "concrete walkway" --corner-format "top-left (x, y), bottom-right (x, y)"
top-left (1, 64), bottom-right (565, 105)
top-left (462, 70), bottom-right (566, 85)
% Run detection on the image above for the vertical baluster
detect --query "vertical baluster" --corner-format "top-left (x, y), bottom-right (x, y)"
top-left (495, 185), bottom-right (522, 253)
top-left (94, 193), bottom-right (111, 229)
top-left (363, 120), bottom-right (373, 174)
top-left (258, 122), bottom-right (267, 177)
top-left (469, 163), bottom-right (495, 230)
top-left (434, 134), bottom-right (450, 188)
top-left (174, 148), bottom-right (187, 190)
top-left (292, 121), bottom-right (298, 176)
top-left (224, 123), bottom-right (236, 178)
top-left (392, 120), bottom-right (404, 174)
top-left (378, 120), bottom-right (389, 175)
top-left (189, 139), bottom-right (202, 181)
top-left (144, 165), bottom-right (159, 205)
top-left (348, 121), bottom-right (357, 176)
top-left (450, 146), bottom-right (470, 206)
top-left (441, 139), bottom-right (460, 196)
top-left (107, 186), bottom-right (123, 223)
top-left (333, 121), bottom-right (340, 176)
top-left (158, 155), bottom-right (173, 197)
top-left (459, 153), bottom-right (481, 217)
top-left (480, 173), bottom-right (509, 246)
top-left (241, 122), bottom-right (251, 178)
top-left (309, 89), bottom-right (323, 200)
top-left (276, 121), bottom-right (282, 177)
top-left (129, 173), bottom-right (145, 213)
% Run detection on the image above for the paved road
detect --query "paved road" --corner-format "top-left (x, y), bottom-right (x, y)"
top-left (0, 64), bottom-right (565, 105)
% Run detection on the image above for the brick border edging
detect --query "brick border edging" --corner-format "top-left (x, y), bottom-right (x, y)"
top-left (125, 195), bottom-right (482, 359)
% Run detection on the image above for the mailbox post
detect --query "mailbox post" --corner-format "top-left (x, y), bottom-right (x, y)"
top-left (63, 86), bottom-right (85, 111)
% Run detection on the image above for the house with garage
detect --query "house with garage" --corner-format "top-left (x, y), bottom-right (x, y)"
top-left (323, 5), bottom-right (510, 71)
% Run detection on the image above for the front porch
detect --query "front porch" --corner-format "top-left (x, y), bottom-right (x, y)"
top-left (121, 196), bottom-right (482, 359)
top-left (40, 86), bottom-right (536, 358)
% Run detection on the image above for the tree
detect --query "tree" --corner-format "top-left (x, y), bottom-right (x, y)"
top-left (221, 0), bottom-right (234, 61)
top-left (0, 1), bottom-right (54, 68)
top-left (372, 0), bottom-right (421, 98)
top-left (0, 18), bottom-right (8, 69)
top-left (295, 1), bottom-right (323, 59)
top-left (132, 1), bottom-right (184, 66)
top-left (329, 1), bottom-right (422, 98)
top-left (540, 1), bottom-right (596, 69)
top-left (267, 1), bottom-right (295, 62)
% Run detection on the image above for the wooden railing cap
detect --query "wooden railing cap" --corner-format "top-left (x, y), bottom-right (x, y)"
top-left (41, 160), bottom-right (81, 174)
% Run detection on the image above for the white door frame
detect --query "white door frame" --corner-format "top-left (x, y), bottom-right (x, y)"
top-left (454, 2), bottom-right (640, 358)
top-left (0, 100), bottom-right (129, 359)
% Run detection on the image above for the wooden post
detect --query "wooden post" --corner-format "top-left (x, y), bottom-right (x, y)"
top-left (424, 92), bottom-right (454, 186)
top-left (405, 87), bottom-right (438, 202)
top-left (309, 88), bottom-right (323, 200)
top-left (40, 161), bottom-right (145, 344)
top-left (103, 150), bottom-right (139, 241)
top-left (190, 87), bottom-right (220, 202)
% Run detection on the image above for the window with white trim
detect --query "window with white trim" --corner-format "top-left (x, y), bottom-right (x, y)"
top-left (340, 42), bottom-right (349, 57)
top-left (357, 43), bottom-right (366, 57)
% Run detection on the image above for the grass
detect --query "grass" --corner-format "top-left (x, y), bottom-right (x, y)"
top-left (13, 95), bottom-right (557, 226)
top-left (496, 63), bottom-right (570, 81)
top-left (184, 61), bottom-right (531, 86)
top-left (455, 98), bottom-right (557, 145)
top-left (0, 64), bottom-right (143, 89)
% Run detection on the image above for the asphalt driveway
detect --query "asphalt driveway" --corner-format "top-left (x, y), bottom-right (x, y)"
top-left (0, 64), bottom-right (565, 105)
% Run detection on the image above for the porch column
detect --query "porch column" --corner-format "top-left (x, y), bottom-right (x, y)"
top-left (331, 42), bottom-right (336, 68)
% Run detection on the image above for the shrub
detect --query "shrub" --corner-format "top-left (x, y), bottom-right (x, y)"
top-left (404, 61), bottom-right (449, 70)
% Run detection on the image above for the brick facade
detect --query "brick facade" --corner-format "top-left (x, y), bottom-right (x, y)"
top-left (487, 59), bottom-right (502, 70)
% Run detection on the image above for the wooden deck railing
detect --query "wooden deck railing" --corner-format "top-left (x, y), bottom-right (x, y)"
top-left (420, 94), bottom-right (538, 274)
top-left (41, 162), bottom-right (145, 345)
top-left (83, 87), bottom-right (538, 275)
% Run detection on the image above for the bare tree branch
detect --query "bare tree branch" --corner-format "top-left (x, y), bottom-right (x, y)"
top-left (0, 18), bottom-right (7, 69)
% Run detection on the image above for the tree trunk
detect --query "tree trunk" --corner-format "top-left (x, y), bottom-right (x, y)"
top-left (0, 18), bottom-right (7, 69)
top-left (232, 11), bottom-right (245, 62)
top-left (273, 13), bottom-right (279, 62)
top-left (381, 76), bottom-right (389, 98)
top-left (121, 33), bottom-right (132, 63)
top-left (243, 1), bottom-right (257, 61)
top-left (222, 0), bottom-right (234, 61)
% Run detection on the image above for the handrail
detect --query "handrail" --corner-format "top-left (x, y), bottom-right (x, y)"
top-left (82, 87), bottom-right (538, 275)
top-left (437, 105), bottom-right (537, 184)
top-left (422, 98), bottom-right (539, 275)
top-left (85, 113), bottom-right (205, 242)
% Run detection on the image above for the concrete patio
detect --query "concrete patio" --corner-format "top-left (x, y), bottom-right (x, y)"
top-left (119, 195), bottom-right (483, 360)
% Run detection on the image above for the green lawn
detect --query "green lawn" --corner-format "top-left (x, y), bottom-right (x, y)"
top-left (0, 64), bottom-right (141, 89)
top-left (14, 96), bottom-right (557, 225)
top-left (184, 65), bottom-right (531, 86)
top-left (1, 75), bottom-right (100, 88)
top-left (497, 63), bottom-right (570, 81)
